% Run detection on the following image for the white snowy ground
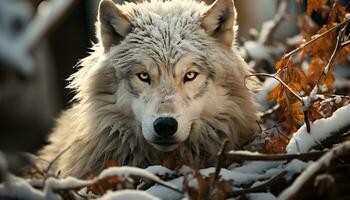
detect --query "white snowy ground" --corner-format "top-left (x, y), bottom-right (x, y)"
top-left (0, 103), bottom-right (349, 200)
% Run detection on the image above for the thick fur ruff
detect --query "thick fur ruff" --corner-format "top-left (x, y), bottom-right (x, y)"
top-left (38, 0), bottom-right (258, 178)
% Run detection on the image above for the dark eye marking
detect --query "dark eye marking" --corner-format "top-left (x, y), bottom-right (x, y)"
top-left (184, 71), bottom-right (199, 83)
top-left (137, 73), bottom-right (151, 84)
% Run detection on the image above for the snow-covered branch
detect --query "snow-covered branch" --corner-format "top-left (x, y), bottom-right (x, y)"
top-left (258, 0), bottom-right (289, 44)
top-left (287, 103), bottom-right (350, 154)
top-left (279, 141), bottom-right (350, 200)
top-left (225, 150), bottom-right (325, 162)
top-left (0, 166), bottom-right (181, 200)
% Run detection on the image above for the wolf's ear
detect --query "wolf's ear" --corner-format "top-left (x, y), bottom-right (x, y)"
top-left (97, 0), bottom-right (131, 52)
top-left (201, 0), bottom-right (237, 47)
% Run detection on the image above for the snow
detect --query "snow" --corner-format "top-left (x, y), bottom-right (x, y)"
top-left (234, 161), bottom-right (281, 174)
top-left (99, 190), bottom-right (160, 200)
top-left (44, 176), bottom-right (88, 200)
top-left (314, 173), bottom-right (335, 187)
top-left (311, 34), bottom-right (320, 39)
top-left (284, 159), bottom-right (309, 181)
top-left (287, 103), bottom-right (350, 154)
top-left (302, 85), bottom-right (319, 111)
top-left (78, 187), bottom-right (98, 199)
top-left (334, 96), bottom-right (342, 104)
top-left (146, 176), bottom-right (184, 200)
top-left (258, 0), bottom-right (288, 44)
top-left (145, 165), bottom-right (175, 176)
top-left (246, 192), bottom-right (278, 200)
top-left (244, 41), bottom-right (271, 61)
top-left (177, 165), bottom-right (194, 175)
top-left (201, 167), bottom-right (264, 185)
top-left (227, 150), bottom-right (263, 156)
top-left (279, 141), bottom-right (350, 200)
top-left (98, 166), bottom-right (180, 191)
top-left (0, 175), bottom-right (45, 200)
top-left (255, 78), bottom-right (278, 110)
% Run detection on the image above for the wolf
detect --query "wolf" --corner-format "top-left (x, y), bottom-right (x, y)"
top-left (38, 0), bottom-right (258, 178)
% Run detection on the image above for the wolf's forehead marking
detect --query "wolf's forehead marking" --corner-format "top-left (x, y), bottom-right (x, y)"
top-left (122, 6), bottom-right (204, 63)
top-left (130, 12), bottom-right (204, 65)
top-left (113, 1), bottom-right (216, 76)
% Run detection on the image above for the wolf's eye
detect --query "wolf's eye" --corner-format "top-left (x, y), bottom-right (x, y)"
top-left (137, 73), bottom-right (150, 84)
top-left (184, 72), bottom-right (199, 83)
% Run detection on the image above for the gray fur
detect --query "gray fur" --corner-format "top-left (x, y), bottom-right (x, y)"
top-left (38, 0), bottom-right (259, 178)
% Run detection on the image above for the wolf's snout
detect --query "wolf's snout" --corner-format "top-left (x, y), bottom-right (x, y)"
top-left (153, 117), bottom-right (178, 137)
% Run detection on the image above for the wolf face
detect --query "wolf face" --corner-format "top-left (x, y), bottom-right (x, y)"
top-left (39, 0), bottom-right (258, 178)
top-left (130, 55), bottom-right (214, 152)
top-left (95, 0), bottom-right (247, 152)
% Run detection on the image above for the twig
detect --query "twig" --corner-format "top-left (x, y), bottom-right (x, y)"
top-left (245, 71), bottom-right (313, 132)
top-left (302, 20), bottom-right (349, 132)
top-left (245, 73), bottom-right (303, 102)
top-left (318, 25), bottom-right (345, 83)
top-left (323, 94), bottom-right (350, 99)
top-left (341, 40), bottom-right (350, 47)
top-left (283, 18), bottom-right (350, 58)
top-left (259, 104), bottom-right (280, 119)
top-left (45, 145), bottom-right (71, 174)
top-left (214, 139), bottom-right (229, 182)
top-left (263, 121), bottom-right (285, 132)
top-left (44, 167), bottom-right (183, 194)
top-left (224, 151), bottom-right (326, 162)
top-left (229, 170), bottom-right (287, 197)
top-left (279, 141), bottom-right (350, 200)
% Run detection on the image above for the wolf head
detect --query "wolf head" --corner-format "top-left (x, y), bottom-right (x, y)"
top-left (71, 0), bottom-right (257, 155)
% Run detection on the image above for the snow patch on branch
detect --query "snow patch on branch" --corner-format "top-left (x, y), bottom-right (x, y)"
top-left (287, 104), bottom-right (350, 154)
top-left (247, 192), bottom-right (278, 200)
top-left (99, 190), bottom-right (160, 200)
top-left (279, 141), bottom-right (350, 200)
top-left (0, 175), bottom-right (45, 200)
top-left (144, 166), bottom-right (174, 177)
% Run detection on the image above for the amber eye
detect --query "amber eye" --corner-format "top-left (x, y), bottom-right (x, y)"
top-left (184, 72), bottom-right (199, 83)
top-left (137, 73), bottom-right (150, 84)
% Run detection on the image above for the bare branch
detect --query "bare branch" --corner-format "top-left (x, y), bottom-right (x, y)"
top-left (259, 104), bottom-right (280, 119)
top-left (213, 139), bottom-right (229, 182)
top-left (283, 18), bottom-right (350, 58)
top-left (45, 145), bottom-right (71, 174)
top-left (302, 20), bottom-right (349, 132)
top-left (245, 72), bottom-right (303, 102)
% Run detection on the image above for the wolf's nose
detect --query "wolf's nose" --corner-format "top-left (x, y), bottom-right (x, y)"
top-left (153, 117), bottom-right (178, 137)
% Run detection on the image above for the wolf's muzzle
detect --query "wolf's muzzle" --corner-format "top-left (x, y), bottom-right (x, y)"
top-left (153, 117), bottom-right (178, 137)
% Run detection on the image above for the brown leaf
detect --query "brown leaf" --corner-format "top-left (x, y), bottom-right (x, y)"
top-left (306, 0), bottom-right (329, 17)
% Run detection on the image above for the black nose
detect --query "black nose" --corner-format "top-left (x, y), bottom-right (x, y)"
top-left (153, 117), bottom-right (178, 137)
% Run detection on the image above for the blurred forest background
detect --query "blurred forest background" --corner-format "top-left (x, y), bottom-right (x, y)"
top-left (0, 0), bottom-right (300, 153)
